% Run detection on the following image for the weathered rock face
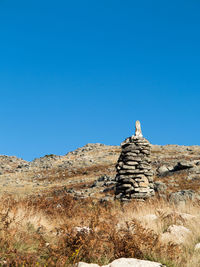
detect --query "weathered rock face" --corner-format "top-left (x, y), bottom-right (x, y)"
top-left (115, 121), bottom-right (155, 201)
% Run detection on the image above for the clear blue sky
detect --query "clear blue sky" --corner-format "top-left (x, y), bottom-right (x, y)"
top-left (0, 0), bottom-right (200, 161)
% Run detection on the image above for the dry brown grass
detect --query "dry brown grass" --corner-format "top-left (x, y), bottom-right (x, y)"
top-left (37, 163), bottom-right (116, 183)
top-left (0, 191), bottom-right (199, 266)
top-left (154, 170), bottom-right (200, 194)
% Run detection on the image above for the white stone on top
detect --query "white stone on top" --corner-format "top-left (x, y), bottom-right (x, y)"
top-left (135, 120), bottom-right (143, 138)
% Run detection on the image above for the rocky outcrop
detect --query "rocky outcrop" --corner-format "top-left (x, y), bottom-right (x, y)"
top-left (91, 175), bottom-right (116, 191)
top-left (169, 190), bottom-right (200, 203)
top-left (115, 121), bottom-right (155, 201)
top-left (0, 156), bottom-right (29, 174)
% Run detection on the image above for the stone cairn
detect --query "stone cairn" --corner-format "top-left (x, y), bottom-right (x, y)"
top-left (115, 121), bottom-right (155, 201)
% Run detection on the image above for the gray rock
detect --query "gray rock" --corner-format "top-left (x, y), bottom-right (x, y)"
top-left (91, 175), bottom-right (115, 188)
top-left (123, 157), bottom-right (142, 162)
top-left (157, 165), bottom-right (169, 175)
top-left (116, 184), bottom-right (133, 189)
top-left (115, 193), bottom-right (123, 199)
top-left (119, 169), bottom-right (144, 174)
top-left (121, 165), bottom-right (136, 170)
top-left (118, 178), bottom-right (139, 187)
top-left (145, 171), bottom-right (154, 176)
top-left (131, 192), bottom-right (151, 198)
top-left (134, 187), bottom-right (150, 193)
top-left (148, 176), bottom-right (154, 182)
top-left (122, 144), bottom-right (137, 152)
top-left (117, 161), bottom-right (124, 167)
top-left (141, 150), bottom-right (150, 155)
top-left (138, 164), bottom-right (151, 170)
top-left (167, 165), bottom-right (174, 171)
top-left (123, 151), bottom-right (140, 156)
top-left (125, 161), bottom-right (139, 166)
top-left (169, 190), bottom-right (197, 203)
top-left (154, 181), bottom-right (167, 193)
top-left (116, 174), bottom-right (145, 179)
top-left (103, 257), bottom-right (165, 267)
top-left (173, 161), bottom-right (194, 171)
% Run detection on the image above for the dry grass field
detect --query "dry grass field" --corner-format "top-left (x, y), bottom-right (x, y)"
top-left (0, 191), bottom-right (199, 266)
top-left (0, 143), bottom-right (199, 266)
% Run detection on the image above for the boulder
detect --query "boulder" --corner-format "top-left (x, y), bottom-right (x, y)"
top-left (77, 258), bottom-right (165, 267)
top-left (160, 225), bottom-right (191, 244)
top-left (169, 190), bottom-right (196, 203)
top-left (157, 166), bottom-right (168, 175)
top-left (173, 161), bottom-right (194, 171)
top-left (103, 258), bottom-right (164, 267)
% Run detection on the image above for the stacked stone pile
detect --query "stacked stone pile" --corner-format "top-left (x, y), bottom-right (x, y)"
top-left (115, 121), bottom-right (155, 201)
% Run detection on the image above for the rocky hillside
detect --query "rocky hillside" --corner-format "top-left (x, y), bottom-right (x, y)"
top-left (0, 143), bottom-right (200, 266)
top-left (0, 143), bottom-right (200, 202)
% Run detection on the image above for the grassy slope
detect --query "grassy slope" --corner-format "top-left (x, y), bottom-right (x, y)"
top-left (0, 144), bottom-right (199, 266)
